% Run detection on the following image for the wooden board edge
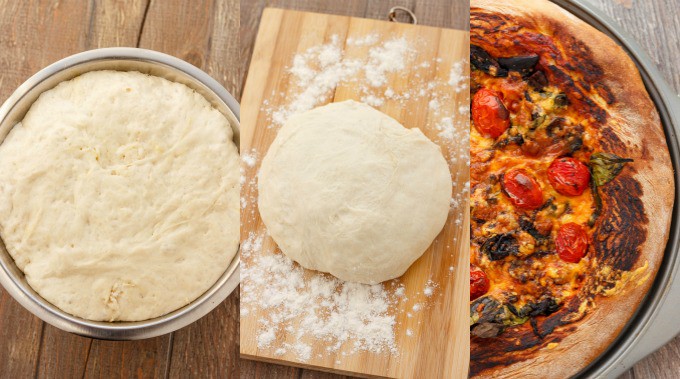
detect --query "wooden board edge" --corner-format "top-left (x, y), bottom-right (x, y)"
top-left (240, 352), bottom-right (391, 379)
top-left (261, 7), bottom-right (467, 33)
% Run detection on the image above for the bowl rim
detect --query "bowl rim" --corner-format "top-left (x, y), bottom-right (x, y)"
top-left (0, 47), bottom-right (241, 340)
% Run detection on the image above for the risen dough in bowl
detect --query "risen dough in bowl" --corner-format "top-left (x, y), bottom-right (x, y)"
top-left (258, 100), bottom-right (451, 284)
top-left (0, 70), bottom-right (239, 321)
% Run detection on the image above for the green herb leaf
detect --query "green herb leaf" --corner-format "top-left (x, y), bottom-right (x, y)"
top-left (502, 308), bottom-right (529, 326)
top-left (590, 152), bottom-right (633, 186)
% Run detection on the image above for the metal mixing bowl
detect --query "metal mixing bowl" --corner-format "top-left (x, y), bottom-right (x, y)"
top-left (0, 48), bottom-right (240, 340)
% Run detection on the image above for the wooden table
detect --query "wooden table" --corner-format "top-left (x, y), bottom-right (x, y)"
top-left (0, 1), bottom-right (239, 377)
top-left (584, 1), bottom-right (680, 378)
top-left (1, 0), bottom-right (677, 378)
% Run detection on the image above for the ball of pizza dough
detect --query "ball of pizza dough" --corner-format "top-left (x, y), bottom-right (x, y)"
top-left (258, 100), bottom-right (451, 284)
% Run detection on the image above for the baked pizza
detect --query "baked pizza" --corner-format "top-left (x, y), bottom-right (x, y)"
top-left (469, 0), bottom-right (674, 377)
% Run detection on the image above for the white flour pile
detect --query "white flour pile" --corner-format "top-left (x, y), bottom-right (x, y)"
top-left (241, 232), bottom-right (405, 358)
top-left (242, 33), bottom-right (470, 362)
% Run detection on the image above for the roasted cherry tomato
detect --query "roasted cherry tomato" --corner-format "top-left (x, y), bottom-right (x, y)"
top-left (548, 157), bottom-right (591, 196)
top-left (470, 264), bottom-right (490, 301)
top-left (556, 223), bottom-right (589, 263)
top-left (472, 88), bottom-right (510, 138)
top-left (501, 168), bottom-right (543, 210)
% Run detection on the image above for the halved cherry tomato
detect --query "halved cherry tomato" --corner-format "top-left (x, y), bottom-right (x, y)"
top-left (472, 88), bottom-right (510, 138)
top-left (556, 223), bottom-right (589, 263)
top-left (501, 168), bottom-right (543, 210)
top-left (548, 157), bottom-right (591, 196)
top-left (470, 264), bottom-right (490, 301)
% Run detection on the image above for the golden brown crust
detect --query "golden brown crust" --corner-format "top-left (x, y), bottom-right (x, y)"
top-left (470, 0), bottom-right (674, 378)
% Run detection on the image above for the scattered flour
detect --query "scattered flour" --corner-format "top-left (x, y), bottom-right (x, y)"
top-left (423, 280), bottom-right (438, 297)
top-left (241, 242), bottom-right (404, 359)
top-left (241, 149), bottom-right (259, 168)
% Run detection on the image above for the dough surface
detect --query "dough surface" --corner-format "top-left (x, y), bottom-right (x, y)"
top-left (258, 100), bottom-right (451, 284)
top-left (0, 70), bottom-right (240, 321)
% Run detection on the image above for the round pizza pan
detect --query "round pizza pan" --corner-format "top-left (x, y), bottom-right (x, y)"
top-left (547, 1), bottom-right (680, 377)
top-left (0, 48), bottom-right (241, 340)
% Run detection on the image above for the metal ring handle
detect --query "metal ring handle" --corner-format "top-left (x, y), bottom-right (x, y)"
top-left (388, 6), bottom-right (417, 25)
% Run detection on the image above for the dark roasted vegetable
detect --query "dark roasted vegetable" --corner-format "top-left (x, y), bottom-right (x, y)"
top-left (545, 117), bottom-right (566, 137)
top-left (472, 322), bottom-right (504, 338)
top-left (590, 152), bottom-right (634, 186)
top-left (519, 298), bottom-right (560, 317)
top-left (553, 93), bottom-right (569, 107)
top-left (527, 70), bottom-right (548, 89)
top-left (470, 297), bottom-right (530, 338)
top-left (566, 135), bottom-right (584, 154)
top-left (481, 233), bottom-right (519, 261)
top-left (493, 134), bottom-right (524, 149)
top-left (471, 45), bottom-right (508, 77)
top-left (519, 216), bottom-right (549, 241)
top-left (498, 55), bottom-right (540, 77)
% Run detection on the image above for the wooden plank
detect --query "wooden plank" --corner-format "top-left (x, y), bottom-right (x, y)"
top-left (240, 8), bottom-right (469, 378)
top-left (167, 293), bottom-right (240, 377)
top-left (83, 337), bottom-right (171, 378)
top-left (0, 1), bottom-right (149, 377)
top-left (365, 0), bottom-right (470, 30)
top-left (136, 1), bottom-right (241, 377)
top-left (240, 359), bottom-right (303, 379)
top-left (0, 286), bottom-right (43, 376)
top-left (36, 326), bottom-right (91, 379)
top-left (579, 1), bottom-right (680, 378)
top-left (631, 335), bottom-right (680, 379)
top-left (239, 0), bottom-right (369, 96)
top-left (585, 0), bottom-right (680, 93)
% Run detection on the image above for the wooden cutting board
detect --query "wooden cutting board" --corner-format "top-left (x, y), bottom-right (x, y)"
top-left (240, 8), bottom-right (469, 378)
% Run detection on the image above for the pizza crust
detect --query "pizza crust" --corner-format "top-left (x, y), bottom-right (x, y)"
top-left (470, 0), bottom-right (674, 377)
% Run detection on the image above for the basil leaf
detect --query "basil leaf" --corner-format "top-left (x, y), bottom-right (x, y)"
top-left (590, 152), bottom-right (633, 186)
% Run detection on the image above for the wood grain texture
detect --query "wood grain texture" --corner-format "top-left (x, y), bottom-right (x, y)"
top-left (239, 7), bottom-right (469, 379)
top-left (579, 2), bottom-right (680, 379)
top-left (239, 2), bottom-right (468, 377)
top-left (239, 0), bottom-right (469, 99)
top-left (0, 1), bottom-right (240, 378)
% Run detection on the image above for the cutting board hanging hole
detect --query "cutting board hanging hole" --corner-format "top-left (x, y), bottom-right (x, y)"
top-left (388, 6), bottom-right (417, 25)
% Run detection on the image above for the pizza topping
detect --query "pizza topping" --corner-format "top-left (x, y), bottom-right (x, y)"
top-left (589, 152), bottom-right (633, 186)
top-left (519, 216), bottom-right (550, 241)
top-left (471, 45), bottom-right (508, 77)
top-left (509, 298), bottom-right (560, 319)
top-left (472, 88), bottom-right (510, 138)
top-left (548, 157), bottom-right (591, 196)
top-left (588, 152), bottom-right (633, 225)
top-left (501, 169), bottom-right (543, 209)
top-left (471, 296), bottom-right (562, 339)
top-left (470, 265), bottom-right (490, 301)
top-left (470, 297), bottom-right (528, 338)
top-left (497, 55), bottom-right (540, 77)
top-left (527, 70), bottom-right (549, 89)
top-left (556, 223), bottom-right (589, 263)
top-left (482, 233), bottom-right (519, 261)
